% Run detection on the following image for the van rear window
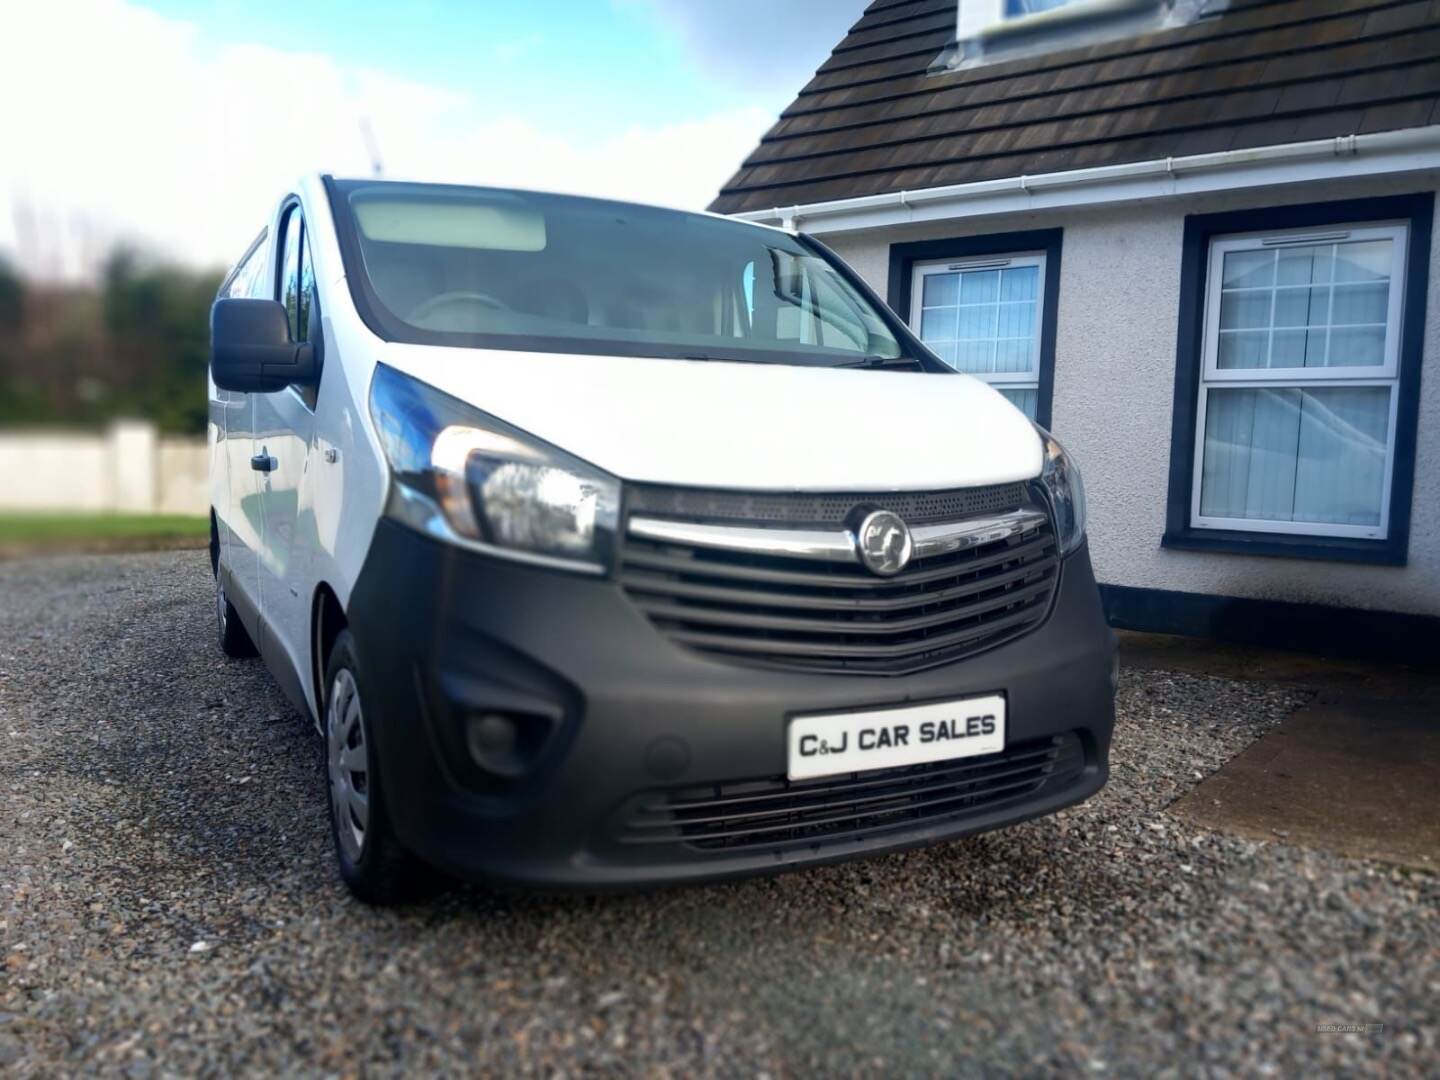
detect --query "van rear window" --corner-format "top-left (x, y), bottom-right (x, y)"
top-left (326, 179), bottom-right (917, 369)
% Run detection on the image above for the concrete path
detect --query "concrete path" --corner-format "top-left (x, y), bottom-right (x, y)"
top-left (1124, 632), bottom-right (1440, 871)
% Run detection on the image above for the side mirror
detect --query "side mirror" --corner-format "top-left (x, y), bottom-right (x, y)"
top-left (211, 298), bottom-right (317, 394)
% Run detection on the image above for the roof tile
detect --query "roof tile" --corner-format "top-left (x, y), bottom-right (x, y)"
top-left (711, 0), bottom-right (1440, 213)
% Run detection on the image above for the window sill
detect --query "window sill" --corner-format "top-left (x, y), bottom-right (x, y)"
top-left (1161, 528), bottom-right (1407, 567)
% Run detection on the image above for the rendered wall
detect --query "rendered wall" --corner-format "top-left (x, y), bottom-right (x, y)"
top-left (825, 175), bottom-right (1440, 616)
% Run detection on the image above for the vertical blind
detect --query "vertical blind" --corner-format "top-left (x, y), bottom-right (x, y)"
top-left (912, 258), bottom-right (1043, 420)
top-left (1200, 387), bottom-right (1389, 527)
top-left (1195, 228), bottom-right (1403, 538)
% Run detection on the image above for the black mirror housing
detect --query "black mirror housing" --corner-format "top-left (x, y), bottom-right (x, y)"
top-left (211, 298), bottom-right (317, 394)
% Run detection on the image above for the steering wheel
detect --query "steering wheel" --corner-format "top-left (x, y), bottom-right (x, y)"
top-left (406, 290), bottom-right (511, 328)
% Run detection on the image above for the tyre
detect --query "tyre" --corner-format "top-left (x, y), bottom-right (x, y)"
top-left (323, 628), bottom-right (436, 905)
top-left (216, 574), bottom-right (259, 658)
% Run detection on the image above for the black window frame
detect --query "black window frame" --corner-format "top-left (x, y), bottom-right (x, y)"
top-left (296, 217), bottom-right (318, 346)
top-left (1162, 192), bottom-right (1434, 567)
top-left (276, 201), bottom-right (304, 339)
top-left (273, 198), bottom-right (323, 411)
top-left (887, 229), bottom-right (1062, 429)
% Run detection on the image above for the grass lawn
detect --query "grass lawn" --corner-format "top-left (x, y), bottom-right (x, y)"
top-left (0, 512), bottom-right (209, 548)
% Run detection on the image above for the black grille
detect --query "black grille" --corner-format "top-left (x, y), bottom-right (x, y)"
top-left (627, 482), bottom-right (1027, 526)
top-left (620, 484), bottom-right (1060, 675)
top-left (617, 733), bottom-right (1085, 853)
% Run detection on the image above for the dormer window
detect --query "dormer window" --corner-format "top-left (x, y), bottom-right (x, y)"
top-left (1005, 0), bottom-right (1086, 14)
top-left (938, 0), bottom-right (1221, 72)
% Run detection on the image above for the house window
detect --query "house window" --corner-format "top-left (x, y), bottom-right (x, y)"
top-left (1164, 193), bottom-right (1432, 567)
top-left (941, 0), bottom-right (1181, 72)
top-left (1192, 225), bottom-right (1406, 540)
top-left (910, 255), bottom-right (1045, 418)
top-left (1004, 0), bottom-right (1085, 15)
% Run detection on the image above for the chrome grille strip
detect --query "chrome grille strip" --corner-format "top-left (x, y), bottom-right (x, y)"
top-left (627, 517), bottom-right (858, 562)
top-left (627, 507), bottom-right (1048, 562)
top-left (910, 508), bottom-right (1047, 558)
top-left (625, 481), bottom-right (1028, 526)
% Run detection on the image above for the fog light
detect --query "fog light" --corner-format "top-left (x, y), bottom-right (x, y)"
top-left (466, 712), bottom-right (524, 777)
top-left (464, 710), bottom-right (556, 780)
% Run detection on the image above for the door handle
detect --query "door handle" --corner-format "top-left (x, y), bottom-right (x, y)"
top-left (250, 452), bottom-right (277, 474)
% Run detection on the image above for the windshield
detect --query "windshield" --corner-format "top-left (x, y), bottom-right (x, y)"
top-left (326, 179), bottom-right (916, 367)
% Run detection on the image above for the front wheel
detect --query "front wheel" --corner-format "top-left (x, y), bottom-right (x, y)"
top-left (216, 575), bottom-right (258, 658)
top-left (323, 629), bottom-right (436, 905)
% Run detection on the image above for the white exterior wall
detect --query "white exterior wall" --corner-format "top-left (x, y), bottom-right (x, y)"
top-left (0, 431), bottom-right (111, 512)
top-left (0, 423), bottom-right (209, 516)
top-left (826, 174), bottom-right (1440, 617)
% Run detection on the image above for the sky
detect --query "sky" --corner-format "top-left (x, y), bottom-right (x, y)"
top-left (0, 0), bottom-right (863, 279)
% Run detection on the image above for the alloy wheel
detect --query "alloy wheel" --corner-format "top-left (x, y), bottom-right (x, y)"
top-left (327, 668), bottom-right (370, 862)
top-left (216, 579), bottom-right (229, 637)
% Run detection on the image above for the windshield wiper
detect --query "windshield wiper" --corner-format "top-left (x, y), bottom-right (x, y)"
top-left (676, 353), bottom-right (922, 370)
top-left (838, 356), bottom-right (923, 370)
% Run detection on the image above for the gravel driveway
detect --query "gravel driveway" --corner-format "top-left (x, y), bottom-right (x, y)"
top-left (1, 552), bottom-right (1434, 1076)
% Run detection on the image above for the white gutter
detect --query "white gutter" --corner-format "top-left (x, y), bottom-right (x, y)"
top-left (734, 126), bottom-right (1440, 235)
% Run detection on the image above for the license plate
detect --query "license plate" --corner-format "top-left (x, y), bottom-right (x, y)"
top-left (787, 694), bottom-right (1006, 781)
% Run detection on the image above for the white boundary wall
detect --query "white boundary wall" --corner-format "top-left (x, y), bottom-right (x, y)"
top-left (0, 422), bottom-right (208, 515)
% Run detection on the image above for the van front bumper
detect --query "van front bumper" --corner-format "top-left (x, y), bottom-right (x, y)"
top-left (347, 520), bottom-right (1116, 889)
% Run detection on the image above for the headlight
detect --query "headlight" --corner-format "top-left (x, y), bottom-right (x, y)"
top-left (369, 364), bottom-right (620, 574)
top-left (1035, 425), bottom-right (1087, 556)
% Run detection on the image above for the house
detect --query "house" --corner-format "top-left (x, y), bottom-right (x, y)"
top-left (710, 0), bottom-right (1440, 663)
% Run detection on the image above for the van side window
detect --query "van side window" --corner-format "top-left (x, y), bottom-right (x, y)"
top-left (294, 220), bottom-right (322, 409)
top-left (222, 234), bottom-right (266, 299)
top-left (298, 222), bottom-right (317, 344)
top-left (215, 233), bottom-right (268, 402)
top-left (276, 205), bottom-right (321, 409)
top-left (279, 208), bottom-right (303, 340)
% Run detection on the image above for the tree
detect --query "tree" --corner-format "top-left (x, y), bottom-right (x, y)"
top-left (0, 258), bottom-right (38, 425)
top-left (0, 257), bottom-right (22, 335)
top-left (101, 250), bottom-right (223, 433)
top-left (0, 250), bottom-right (221, 433)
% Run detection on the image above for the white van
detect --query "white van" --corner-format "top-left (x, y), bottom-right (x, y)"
top-left (209, 174), bottom-right (1115, 902)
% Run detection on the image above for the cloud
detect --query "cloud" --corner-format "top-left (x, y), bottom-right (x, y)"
top-left (620, 0), bottom-right (867, 94)
top-left (0, 0), bottom-right (772, 278)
